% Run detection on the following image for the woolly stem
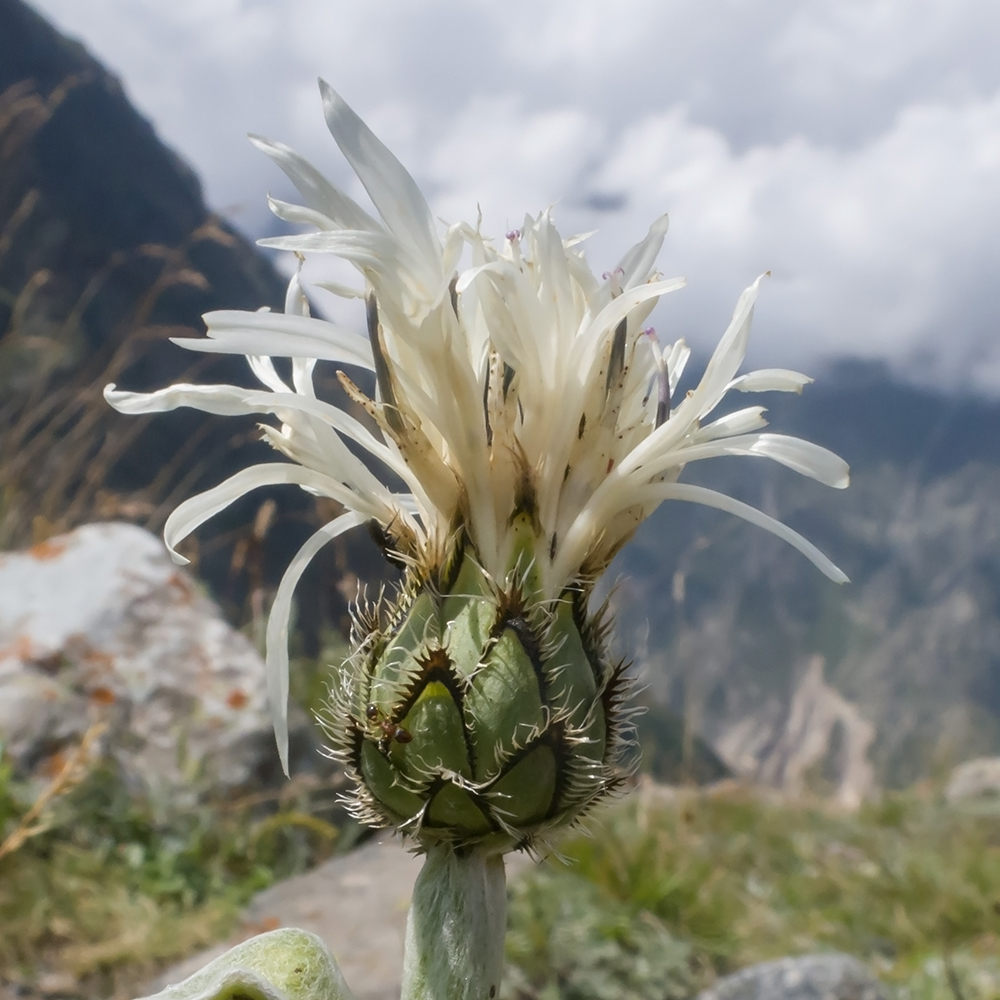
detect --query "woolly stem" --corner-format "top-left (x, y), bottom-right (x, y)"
top-left (400, 846), bottom-right (507, 1000)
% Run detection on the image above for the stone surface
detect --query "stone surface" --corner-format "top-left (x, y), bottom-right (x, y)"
top-left (149, 839), bottom-right (535, 1000)
top-left (0, 521), bottom-right (277, 800)
top-left (945, 756), bottom-right (1000, 802)
top-left (716, 656), bottom-right (876, 809)
top-left (697, 953), bottom-right (888, 1000)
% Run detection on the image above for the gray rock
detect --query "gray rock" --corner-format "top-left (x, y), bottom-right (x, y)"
top-left (0, 522), bottom-right (278, 802)
top-left (148, 838), bottom-right (419, 1000)
top-left (697, 954), bottom-right (888, 1000)
top-left (945, 756), bottom-right (1000, 802)
top-left (715, 656), bottom-right (877, 809)
top-left (149, 839), bottom-right (536, 1000)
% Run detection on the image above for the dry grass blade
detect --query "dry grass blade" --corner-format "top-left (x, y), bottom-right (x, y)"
top-left (0, 77), bottom-right (258, 554)
top-left (0, 722), bottom-right (107, 861)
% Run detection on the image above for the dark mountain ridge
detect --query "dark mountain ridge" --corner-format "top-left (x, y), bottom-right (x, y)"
top-left (0, 0), bottom-right (384, 646)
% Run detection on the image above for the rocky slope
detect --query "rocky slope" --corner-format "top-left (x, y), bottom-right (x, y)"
top-left (607, 362), bottom-right (1000, 791)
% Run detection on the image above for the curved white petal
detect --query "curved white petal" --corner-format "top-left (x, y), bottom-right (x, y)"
top-left (163, 463), bottom-right (375, 564)
top-left (105, 382), bottom-right (253, 416)
top-left (581, 275), bottom-right (687, 351)
top-left (175, 310), bottom-right (374, 369)
top-left (729, 369), bottom-right (813, 393)
top-left (682, 273), bottom-right (766, 419)
top-left (643, 482), bottom-right (849, 583)
top-left (266, 195), bottom-right (338, 232)
top-left (248, 355), bottom-right (289, 392)
top-left (259, 229), bottom-right (404, 269)
top-left (318, 81), bottom-right (442, 279)
top-left (261, 392), bottom-right (408, 478)
top-left (695, 406), bottom-right (770, 441)
top-left (249, 133), bottom-right (379, 233)
top-left (617, 213), bottom-right (670, 289)
top-left (744, 433), bottom-right (850, 488)
top-left (266, 511), bottom-right (365, 774)
top-left (314, 279), bottom-right (366, 299)
top-left (651, 432), bottom-right (849, 489)
top-left (106, 382), bottom-right (408, 482)
top-left (665, 339), bottom-right (691, 391)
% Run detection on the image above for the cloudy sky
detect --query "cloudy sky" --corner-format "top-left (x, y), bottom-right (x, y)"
top-left (30, 0), bottom-right (1000, 394)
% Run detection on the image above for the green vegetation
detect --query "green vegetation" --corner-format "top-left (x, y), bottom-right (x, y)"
top-left (4, 722), bottom-right (1000, 1000)
top-left (507, 785), bottom-right (1000, 999)
top-left (0, 739), bottom-right (345, 998)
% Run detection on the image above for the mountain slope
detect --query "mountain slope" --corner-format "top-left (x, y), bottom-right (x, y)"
top-left (606, 361), bottom-right (1000, 789)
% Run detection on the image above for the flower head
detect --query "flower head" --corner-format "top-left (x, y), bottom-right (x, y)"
top-left (106, 82), bottom-right (848, 779)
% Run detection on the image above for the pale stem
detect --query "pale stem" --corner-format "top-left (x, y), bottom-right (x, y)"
top-left (400, 845), bottom-right (507, 1000)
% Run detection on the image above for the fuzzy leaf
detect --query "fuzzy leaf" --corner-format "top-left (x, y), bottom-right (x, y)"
top-left (136, 928), bottom-right (355, 1000)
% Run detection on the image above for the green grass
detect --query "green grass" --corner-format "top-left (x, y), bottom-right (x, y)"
top-left (508, 784), bottom-right (1000, 999)
top-left (0, 751), bottom-right (343, 998)
top-left (5, 733), bottom-right (1000, 1000)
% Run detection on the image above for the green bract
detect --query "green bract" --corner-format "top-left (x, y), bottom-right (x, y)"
top-left (322, 532), bottom-right (632, 852)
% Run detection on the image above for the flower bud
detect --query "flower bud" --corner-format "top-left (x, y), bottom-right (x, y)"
top-left (322, 537), bottom-right (632, 852)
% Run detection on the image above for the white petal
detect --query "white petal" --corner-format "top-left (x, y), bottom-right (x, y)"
top-left (745, 433), bottom-right (849, 488)
top-left (617, 214), bottom-right (670, 289)
top-left (176, 310), bottom-right (374, 369)
top-left (266, 195), bottom-right (338, 232)
top-left (665, 339), bottom-right (691, 391)
top-left (173, 330), bottom-right (368, 366)
top-left (314, 279), bottom-right (366, 299)
top-left (248, 355), bottom-right (288, 392)
top-left (262, 391), bottom-right (411, 480)
top-left (109, 380), bottom-right (412, 486)
top-left (249, 133), bottom-right (378, 232)
top-left (695, 406), bottom-right (769, 441)
top-left (318, 81), bottom-right (442, 275)
top-left (266, 511), bottom-right (365, 774)
top-left (683, 273), bottom-right (766, 418)
top-left (580, 275), bottom-right (686, 355)
top-left (258, 229), bottom-right (404, 273)
top-left (163, 464), bottom-right (369, 564)
top-left (729, 369), bottom-right (813, 393)
top-left (644, 482), bottom-right (849, 583)
top-left (105, 382), bottom-right (253, 416)
top-left (654, 432), bottom-right (850, 488)
top-left (564, 230), bottom-right (598, 248)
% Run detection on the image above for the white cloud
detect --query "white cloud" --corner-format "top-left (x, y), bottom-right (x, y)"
top-left (26, 0), bottom-right (1000, 393)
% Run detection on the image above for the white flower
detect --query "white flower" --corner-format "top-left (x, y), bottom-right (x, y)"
top-left (105, 82), bottom-right (848, 772)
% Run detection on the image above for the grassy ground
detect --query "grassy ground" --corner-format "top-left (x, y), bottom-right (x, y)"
top-left (507, 782), bottom-right (1000, 999)
top-left (3, 737), bottom-right (1000, 1000)
top-left (0, 743), bottom-right (346, 999)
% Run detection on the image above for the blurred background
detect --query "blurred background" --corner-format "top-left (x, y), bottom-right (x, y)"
top-left (1, 2), bottom-right (999, 998)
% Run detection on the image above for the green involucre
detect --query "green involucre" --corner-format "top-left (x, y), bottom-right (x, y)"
top-left (321, 539), bottom-right (633, 852)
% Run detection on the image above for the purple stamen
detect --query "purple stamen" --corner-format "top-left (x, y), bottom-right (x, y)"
top-left (602, 266), bottom-right (625, 297)
top-left (506, 229), bottom-right (522, 242)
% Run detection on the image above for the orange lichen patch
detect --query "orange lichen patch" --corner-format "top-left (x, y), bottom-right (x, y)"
top-left (81, 649), bottom-right (114, 671)
top-left (89, 686), bottom-right (116, 706)
top-left (64, 635), bottom-right (115, 672)
top-left (167, 571), bottom-right (195, 603)
top-left (28, 538), bottom-right (69, 561)
top-left (0, 634), bottom-right (38, 664)
top-left (226, 688), bottom-right (250, 710)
